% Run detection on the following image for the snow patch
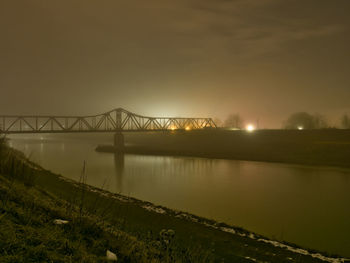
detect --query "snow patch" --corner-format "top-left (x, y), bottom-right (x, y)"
top-left (53, 219), bottom-right (69, 225)
top-left (175, 213), bottom-right (199, 222)
top-left (106, 250), bottom-right (117, 261)
top-left (245, 256), bottom-right (258, 262)
top-left (142, 205), bottom-right (166, 214)
top-left (220, 227), bottom-right (236, 234)
top-left (257, 239), bottom-right (348, 263)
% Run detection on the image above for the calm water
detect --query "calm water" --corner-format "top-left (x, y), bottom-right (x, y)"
top-left (9, 134), bottom-right (350, 257)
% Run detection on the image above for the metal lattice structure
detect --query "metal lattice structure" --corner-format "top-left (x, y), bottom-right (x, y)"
top-left (0, 108), bottom-right (216, 134)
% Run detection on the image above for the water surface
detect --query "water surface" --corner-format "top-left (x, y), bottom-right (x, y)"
top-left (9, 134), bottom-right (350, 257)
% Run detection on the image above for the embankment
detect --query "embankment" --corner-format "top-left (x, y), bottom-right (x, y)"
top-left (98, 129), bottom-right (350, 168)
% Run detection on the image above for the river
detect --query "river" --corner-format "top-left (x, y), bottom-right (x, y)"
top-left (8, 133), bottom-right (350, 257)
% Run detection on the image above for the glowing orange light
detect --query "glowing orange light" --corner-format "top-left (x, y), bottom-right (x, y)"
top-left (185, 126), bottom-right (191, 131)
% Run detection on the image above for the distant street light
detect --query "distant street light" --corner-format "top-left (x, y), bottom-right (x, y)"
top-left (246, 124), bottom-right (255, 132)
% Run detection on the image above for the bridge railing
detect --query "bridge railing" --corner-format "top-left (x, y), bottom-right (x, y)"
top-left (0, 108), bottom-right (216, 134)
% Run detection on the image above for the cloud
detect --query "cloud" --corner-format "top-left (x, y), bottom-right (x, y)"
top-left (165, 0), bottom-right (347, 59)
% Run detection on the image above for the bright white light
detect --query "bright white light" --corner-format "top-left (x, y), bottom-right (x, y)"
top-left (246, 124), bottom-right (255, 132)
top-left (298, 126), bottom-right (303, 130)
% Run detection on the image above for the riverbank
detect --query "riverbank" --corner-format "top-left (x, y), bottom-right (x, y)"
top-left (0, 174), bottom-right (166, 262)
top-left (110, 129), bottom-right (350, 168)
top-left (2, 170), bottom-right (349, 263)
top-left (1, 139), bottom-right (349, 262)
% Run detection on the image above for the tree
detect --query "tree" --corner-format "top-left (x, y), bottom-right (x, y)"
top-left (284, 112), bottom-right (328, 129)
top-left (224, 114), bottom-right (243, 129)
top-left (313, 113), bottom-right (328, 129)
top-left (341, 114), bottom-right (350, 129)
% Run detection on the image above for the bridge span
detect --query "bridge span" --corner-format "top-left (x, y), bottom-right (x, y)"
top-left (0, 108), bottom-right (216, 134)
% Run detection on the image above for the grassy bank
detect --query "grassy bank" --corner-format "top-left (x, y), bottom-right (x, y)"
top-left (118, 129), bottom-right (350, 168)
top-left (1, 137), bottom-right (349, 262)
top-left (0, 175), bottom-right (167, 262)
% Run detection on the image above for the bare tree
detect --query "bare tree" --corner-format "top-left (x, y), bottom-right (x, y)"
top-left (313, 113), bottom-right (328, 129)
top-left (224, 114), bottom-right (243, 129)
top-left (341, 114), bottom-right (350, 129)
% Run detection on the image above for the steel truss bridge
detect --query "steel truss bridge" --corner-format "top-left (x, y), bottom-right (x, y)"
top-left (0, 108), bottom-right (216, 134)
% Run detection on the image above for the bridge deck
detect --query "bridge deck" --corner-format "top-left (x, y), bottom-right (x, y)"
top-left (0, 108), bottom-right (216, 134)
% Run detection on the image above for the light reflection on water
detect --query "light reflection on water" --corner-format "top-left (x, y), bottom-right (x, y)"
top-left (8, 134), bottom-right (350, 257)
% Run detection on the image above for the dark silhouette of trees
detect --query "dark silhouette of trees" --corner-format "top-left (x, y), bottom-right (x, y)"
top-left (341, 114), bottom-right (350, 129)
top-left (224, 114), bottom-right (243, 129)
top-left (284, 112), bottom-right (328, 129)
top-left (312, 113), bottom-right (328, 129)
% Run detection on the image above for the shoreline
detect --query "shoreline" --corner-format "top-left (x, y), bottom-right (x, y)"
top-left (54, 171), bottom-right (349, 263)
top-left (3, 167), bottom-right (349, 262)
top-left (96, 144), bottom-right (350, 170)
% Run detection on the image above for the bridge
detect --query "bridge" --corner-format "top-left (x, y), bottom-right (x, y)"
top-left (0, 108), bottom-right (216, 134)
top-left (0, 108), bottom-right (216, 151)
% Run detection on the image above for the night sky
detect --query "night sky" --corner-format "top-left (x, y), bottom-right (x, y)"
top-left (1, 0), bottom-right (349, 128)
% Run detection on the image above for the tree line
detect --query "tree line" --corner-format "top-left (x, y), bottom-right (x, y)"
top-left (215, 112), bottom-right (350, 129)
top-left (284, 112), bottom-right (350, 129)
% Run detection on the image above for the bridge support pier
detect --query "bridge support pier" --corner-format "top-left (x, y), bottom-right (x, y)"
top-left (114, 132), bottom-right (124, 153)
